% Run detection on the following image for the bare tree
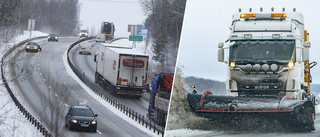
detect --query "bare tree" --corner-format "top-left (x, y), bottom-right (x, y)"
top-left (140, 0), bottom-right (186, 72)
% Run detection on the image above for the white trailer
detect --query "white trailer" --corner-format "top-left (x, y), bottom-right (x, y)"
top-left (94, 44), bottom-right (148, 97)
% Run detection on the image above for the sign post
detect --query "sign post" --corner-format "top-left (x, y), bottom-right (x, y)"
top-left (128, 25), bottom-right (142, 48)
top-left (28, 19), bottom-right (35, 39)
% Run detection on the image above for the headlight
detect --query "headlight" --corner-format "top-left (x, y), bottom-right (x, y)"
top-left (91, 121), bottom-right (97, 124)
top-left (48, 36), bottom-right (50, 39)
top-left (26, 46), bottom-right (30, 49)
top-left (55, 36), bottom-right (58, 39)
top-left (229, 62), bottom-right (236, 68)
top-left (71, 120), bottom-right (78, 123)
top-left (34, 47), bottom-right (38, 49)
top-left (288, 61), bottom-right (295, 69)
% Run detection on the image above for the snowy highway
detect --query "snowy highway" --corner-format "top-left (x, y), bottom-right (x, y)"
top-left (4, 37), bottom-right (153, 137)
top-left (70, 39), bottom-right (150, 115)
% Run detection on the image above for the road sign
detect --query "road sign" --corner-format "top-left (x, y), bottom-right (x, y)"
top-left (28, 19), bottom-right (35, 31)
top-left (137, 27), bottom-right (148, 35)
top-left (128, 25), bottom-right (141, 34)
top-left (129, 35), bottom-right (143, 41)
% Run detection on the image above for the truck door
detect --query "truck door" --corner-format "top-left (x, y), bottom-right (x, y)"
top-left (118, 55), bottom-right (147, 87)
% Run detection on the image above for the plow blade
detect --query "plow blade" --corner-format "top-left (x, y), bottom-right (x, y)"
top-left (187, 92), bottom-right (315, 128)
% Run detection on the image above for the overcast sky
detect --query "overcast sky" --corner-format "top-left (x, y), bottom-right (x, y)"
top-left (78, 0), bottom-right (146, 37)
top-left (177, 0), bottom-right (320, 84)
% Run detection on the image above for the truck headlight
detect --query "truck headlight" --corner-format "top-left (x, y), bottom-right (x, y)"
top-left (288, 61), bottom-right (295, 69)
top-left (229, 62), bottom-right (236, 68)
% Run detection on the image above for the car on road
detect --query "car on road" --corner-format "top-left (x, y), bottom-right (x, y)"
top-left (65, 106), bottom-right (98, 132)
top-left (48, 34), bottom-right (58, 42)
top-left (79, 41), bottom-right (92, 55)
top-left (95, 34), bottom-right (105, 43)
top-left (79, 30), bottom-right (88, 38)
top-left (25, 42), bottom-right (41, 52)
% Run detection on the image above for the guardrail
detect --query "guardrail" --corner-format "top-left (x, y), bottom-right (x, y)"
top-left (67, 38), bottom-right (165, 136)
top-left (1, 36), bottom-right (53, 137)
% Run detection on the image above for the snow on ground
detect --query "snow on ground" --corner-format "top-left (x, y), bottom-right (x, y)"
top-left (165, 69), bottom-right (320, 137)
top-left (0, 31), bottom-right (47, 137)
top-left (62, 47), bottom-right (160, 137)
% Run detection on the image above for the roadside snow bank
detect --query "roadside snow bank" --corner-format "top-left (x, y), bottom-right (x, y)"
top-left (0, 31), bottom-right (47, 137)
top-left (166, 68), bottom-right (208, 131)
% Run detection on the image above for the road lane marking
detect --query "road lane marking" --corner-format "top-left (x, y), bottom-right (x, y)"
top-left (64, 104), bottom-right (68, 107)
top-left (48, 86), bottom-right (51, 89)
top-left (55, 94), bottom-right (58, 97)
top-left (40, 73), bottom-right (42, 75)
top-left (97, 130), bottom-right (102, 134)
top-left (43, 79), bottom-right (46, 82)
top-left (38, 68), bottom-right (40, 70)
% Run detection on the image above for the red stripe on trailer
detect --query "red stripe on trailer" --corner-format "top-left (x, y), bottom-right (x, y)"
top-left (196, 110), bottom-right (293, 113)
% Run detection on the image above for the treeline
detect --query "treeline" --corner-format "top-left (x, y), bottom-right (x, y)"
top-left (0, 0), bottom-right (79, 42)
top-left (184, 76), bottom-right (227, 95)
top-left (18, 0), bottom-right (79, 35)
top-left (140, 0), bottom-right (186, 73)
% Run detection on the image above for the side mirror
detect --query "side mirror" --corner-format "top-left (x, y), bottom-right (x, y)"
top-left (218, 42), bottom-right (224, 48)
top-left (218, 42), bottom-right (224, 62)
top-left (303, 41), bottom-right (311, 48)
top-left (94, 55), bottom-right (97, 62)
top-left (95, 114), bottom-right (98, 117)
top-left (302, 48), bottom-right (309, 61)
top-left (218, 48), bottom-right (224, 62)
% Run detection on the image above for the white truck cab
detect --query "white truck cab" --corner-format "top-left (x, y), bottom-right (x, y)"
top-left (218, 8), bottom-right (311, 100)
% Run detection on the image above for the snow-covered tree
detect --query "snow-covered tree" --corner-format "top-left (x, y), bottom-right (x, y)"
top-left (140, 0), bottom-right (186, 72)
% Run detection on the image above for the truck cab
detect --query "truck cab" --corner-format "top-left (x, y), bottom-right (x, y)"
top-left (218, 8), bottom-right (311, 100)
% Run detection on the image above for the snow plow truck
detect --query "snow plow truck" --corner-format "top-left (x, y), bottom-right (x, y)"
top-left (188, 8), bottom-right (317, 131)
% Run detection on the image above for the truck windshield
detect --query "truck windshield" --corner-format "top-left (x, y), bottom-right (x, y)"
top-left (229, 40), bottom-right (295, 64)
top-left (103, 23), bottom-right (112, 34)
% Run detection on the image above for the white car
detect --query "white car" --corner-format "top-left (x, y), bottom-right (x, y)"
top-left (79, 30), bottom-right (88, 38)
top-left (96, 34), bottom-right (105, 43)
top-left (79, 41), bottom-right (92, 55)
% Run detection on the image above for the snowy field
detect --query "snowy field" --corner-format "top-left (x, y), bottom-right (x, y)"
top-left (0, 31), bottom-right (47, 137)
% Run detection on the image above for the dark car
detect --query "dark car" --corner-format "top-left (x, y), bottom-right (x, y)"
top-left (65, 106), bottom-right (98, 132)
top-left (25, 42), bottom-right (41, 52)
top-left (48, 34), bottom-right (58, 42)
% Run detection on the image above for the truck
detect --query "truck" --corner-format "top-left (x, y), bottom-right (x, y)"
top-left (148, 74), bottom-right (173, 127)
top-left (101, 22), bottom-right (115, 40)
top-left (188, 8), bottom-right (317, 131)
top-left (94, 44), bottom-right (148, 97)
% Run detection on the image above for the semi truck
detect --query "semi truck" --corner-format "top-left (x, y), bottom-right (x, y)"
top-left (188, 8), bottom-right (317, 131)
top-left (148, 74), bottom-right (173, 127)
top-left (101, 22), bottom-right (115, 40)
top-left (94, 44), bottom-right (149, 97)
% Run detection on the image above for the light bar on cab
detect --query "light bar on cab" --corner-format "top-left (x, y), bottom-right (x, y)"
top-left (240, 13), bottom-right (287, 18)
top-left (271, 13), bottom-right (287, 18)
top-left (240, 14), bottom-right (255, 18)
